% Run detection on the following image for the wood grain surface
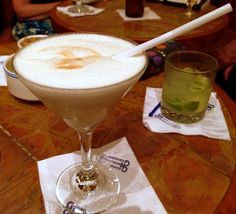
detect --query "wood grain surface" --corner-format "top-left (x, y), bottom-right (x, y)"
top-left (0, 42), bottom-right (235, 213)
top-left (50, 0), bottom-right (229, 49)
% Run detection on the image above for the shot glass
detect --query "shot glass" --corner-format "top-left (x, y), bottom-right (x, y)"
top-left (161, 50), bottom-right (218, 123)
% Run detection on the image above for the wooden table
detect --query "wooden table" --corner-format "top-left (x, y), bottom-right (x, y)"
top-left (0, 42), bottom-right (236, 213)
top-left (50, 0), bottom-right (229, 49)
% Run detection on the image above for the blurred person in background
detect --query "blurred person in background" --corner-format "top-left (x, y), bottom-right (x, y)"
top-left (12, 0), bottom-right (63, 40)
top-left (209, 0), bottom-right (236, 101)
top-left (214, 39), bottom-right (236, 101)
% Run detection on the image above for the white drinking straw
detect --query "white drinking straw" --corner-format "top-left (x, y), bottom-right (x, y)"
top-left (113, 3), bottom-right (232, 59)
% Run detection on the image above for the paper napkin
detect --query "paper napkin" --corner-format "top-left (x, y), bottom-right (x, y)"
top-left (0, 55), bottom-right (8, 86)
top-left (37, 137), bottom-right (167, 214)
top-left (57, 5), bottom-right (104, 17)
top-left (116, 7), bottom-right (161, 21)
top-left (143, 87), bottom-right (231, 141)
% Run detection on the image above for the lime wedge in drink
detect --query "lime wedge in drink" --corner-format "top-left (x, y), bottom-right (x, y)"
top-left (167, 98), bottom-right (199, 112)
top-left (183, 67), bottom-right (194, 73)
top-left (167, 98), bottom-right (183, 111)
top-left (188, 75), bottom-right (209, 92)
top-left (183, 100), bottom-right (199, 112)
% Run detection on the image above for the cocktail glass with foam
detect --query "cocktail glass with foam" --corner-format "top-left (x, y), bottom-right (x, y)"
top-left (13, 33), bottom-right (147, 213)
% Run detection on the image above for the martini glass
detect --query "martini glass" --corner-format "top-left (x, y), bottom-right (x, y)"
top-left (13, 33), bottom-right (147, 213)
top-left (68, 0), bottom-right (92, 14)
top-left (185, 0), bottom-right (197, 17)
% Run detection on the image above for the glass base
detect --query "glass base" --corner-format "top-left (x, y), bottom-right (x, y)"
top-left (161, 106), bottom-right (204, 124)
top-left (68, 4), bottom-right (92, 14)
top-left (185, 10), bottom-right (194, 17)
top-left (56, 163), bottom-right (120, 213)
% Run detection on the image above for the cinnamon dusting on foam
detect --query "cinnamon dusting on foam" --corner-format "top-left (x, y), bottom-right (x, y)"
top-left (42, 46), bottom-right (102, 69)
top-left (56, 56), bottom-right (102, 69)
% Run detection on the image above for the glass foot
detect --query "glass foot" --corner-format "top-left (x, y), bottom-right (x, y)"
top-left (56, 163), bottom-right (120, 213)
top-left (185, 11), bottom-right (193, 17)
top-left (161, 105), bottom-right (204, 124)
top-left (68, 4), bottom-right (92, 14)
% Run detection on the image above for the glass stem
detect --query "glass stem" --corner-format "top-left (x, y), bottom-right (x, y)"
top-left (186, 5), bottom-right (192, 16)
top-left (78, 130), bottom-right (94, 174)
top-left (75, 129), bottom-right (98, 192)
top-left (75, 129), bottom-right (99, 192)
top-left (76, 0), bottom-right (82, 6)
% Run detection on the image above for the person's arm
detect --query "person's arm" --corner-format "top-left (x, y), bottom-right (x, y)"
top-left (215, 39), bottom-right (236, 80)
top-left (216, 39), bottom-right (236, 67)
top-left (12, 0), bottom-right (61, 21)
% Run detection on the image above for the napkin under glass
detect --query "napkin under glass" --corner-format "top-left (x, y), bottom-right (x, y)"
top-left (0, 55), bottom-right (8, 86)
top-left (37, 137), bottom-right (167, 213)
top-left (57, 5), bottom-right (104, 17)
top-left (143, 87), bottom-right (231, 141)
top-left (116, 7), bottom-right (161, 21)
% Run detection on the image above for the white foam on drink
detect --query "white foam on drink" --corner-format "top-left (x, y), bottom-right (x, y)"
top-left (13, 34), bottom-right (147, 89)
